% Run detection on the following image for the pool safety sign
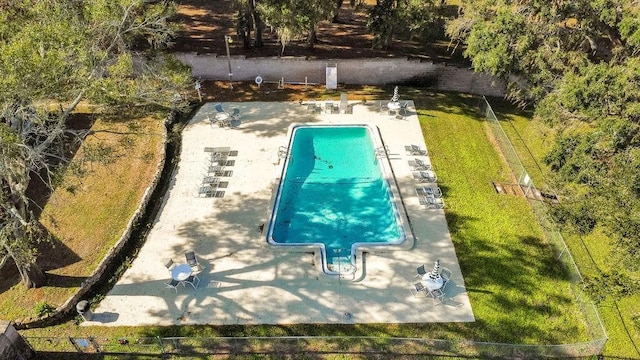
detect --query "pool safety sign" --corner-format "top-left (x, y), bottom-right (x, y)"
top-left (326, 63), bottom-right (337, 90)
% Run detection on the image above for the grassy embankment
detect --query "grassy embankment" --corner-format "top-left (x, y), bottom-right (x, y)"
top-left (0, 110), bottom-right (165, 323)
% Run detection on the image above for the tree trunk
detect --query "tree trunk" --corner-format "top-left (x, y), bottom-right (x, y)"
top-left (21, 263), bottom-right (47, 288)
top-left (333, 0), bottom-right (344, 23)
top-left (307, 25), bottom-right (317, 49)
top-left (251, 1), bottom-right (264, 47)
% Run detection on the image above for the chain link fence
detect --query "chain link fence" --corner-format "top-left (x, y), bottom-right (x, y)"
top-left (480, 96), bottom-right (607, 345)
top-left (25, 335), bottom-right (608, 358)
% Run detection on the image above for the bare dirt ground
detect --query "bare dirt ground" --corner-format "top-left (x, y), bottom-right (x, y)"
top-left (171, 0), bottom-right (469, 63)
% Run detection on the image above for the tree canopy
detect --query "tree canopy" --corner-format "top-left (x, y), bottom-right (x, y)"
top-left (448, 0), bottom-right (640, 296)
top-left (0, 0), bottom-right (191, 288)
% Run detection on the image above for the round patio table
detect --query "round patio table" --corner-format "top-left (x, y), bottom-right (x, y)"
top-left (421, 274), bottom-right (444, 291)
top-left (171, 264), bottom-right (192, 281)
top-left (387, 102), bottom-right (401, 111)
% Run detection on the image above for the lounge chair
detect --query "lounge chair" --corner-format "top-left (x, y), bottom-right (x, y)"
top-left (405, 145), bottom-right (427, 156)
top-left (325, 102), bottom-right (333, 114)
top-left (411, 170), bottom-right (437, 183)
top-left (198, 184), bottom-right (219, 197)
top-left (183, 274), bottom-right (200, 289)
top-left (416, 186), bottom-right (442, 198)
top-left (408, 158), bottom-right (431, 171)
top-left (164, 278), bottom-right (181, 293)
top-left (185, 251), bottom-right (203, 273)
top-left (339, 93), bottom-right (348, 113)
top-left (419, 194), bottom-right (445, 209)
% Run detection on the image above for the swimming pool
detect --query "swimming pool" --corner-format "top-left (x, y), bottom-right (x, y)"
top-left (267, 124), bottom-right (410, 276)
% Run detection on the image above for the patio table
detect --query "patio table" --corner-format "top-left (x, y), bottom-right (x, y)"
top-left (421, 274), bottom-right (444, 291)
top-left (172, 264), bottom-right (192, 282)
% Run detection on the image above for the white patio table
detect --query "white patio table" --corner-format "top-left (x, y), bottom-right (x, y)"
top-left (421, 274), bottom-right (444, 291)
top-left (171, 264), bottom-right (192, 282)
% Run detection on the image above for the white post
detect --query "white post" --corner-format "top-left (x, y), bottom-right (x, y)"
top-left (224, 35), bottom-right (233, 89)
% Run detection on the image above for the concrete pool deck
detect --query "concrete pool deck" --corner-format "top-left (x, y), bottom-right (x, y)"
top-left (87, 101), bottom-right (475, 326)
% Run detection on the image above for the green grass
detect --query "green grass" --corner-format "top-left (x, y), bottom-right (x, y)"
top-left (486, 96), bottom-right (640, 358)
top-left (20, 90), bottom-right (595, 358)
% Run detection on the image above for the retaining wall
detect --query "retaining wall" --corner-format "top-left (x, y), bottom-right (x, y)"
top-left (174, 53), bottom-right (506, 97)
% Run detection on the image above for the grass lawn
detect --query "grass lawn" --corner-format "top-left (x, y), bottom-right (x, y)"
top-left (0, 112), bottom-right (165, 322)
top-left (487, 97), bottom-right (640, 358)
top-left (17, 88), bottom-right (598, 358)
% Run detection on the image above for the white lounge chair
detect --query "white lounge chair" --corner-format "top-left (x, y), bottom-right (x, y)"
top-left (412, 170), bottom-right (437, 183)
top-left (416, 186), bottom-right (442, 198)
top-left (419, 194), bottom-right (445, 209)
top-left (408, 158), bottom-right (431, 170)
top-left (405, 145), bottom-right (427, 156)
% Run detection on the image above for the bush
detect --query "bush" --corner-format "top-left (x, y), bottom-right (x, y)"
top-left (34, 301), bottom-right (56, 318)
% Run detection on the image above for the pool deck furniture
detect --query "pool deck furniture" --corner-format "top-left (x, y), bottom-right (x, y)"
top-left (171, 264), bottom-right (192, 282)
top-left (410, 282), bottom-right (428, 297)
top-left (414, 264), bottom-right (427, 280)
top-left (164, 278), bottom-right (181, 293)
top-left (421, 274), bottom-right (444, 291)
top-left (416, 186), bottom-right (442, 198)
top-left (183, 274), bottom-right (201, 289)
top-left (405, 144), bottom-right (427, 156)
top-left (204, 146), bottom-right (231, 155)
top-left (418, 194), bottom-right (445, 209)
top-left (408, 158), bottom-right (431, 171)
top-left (411, 170), bottom-right (437, 183)
top-left (185, 251), bottom-right (203, 273)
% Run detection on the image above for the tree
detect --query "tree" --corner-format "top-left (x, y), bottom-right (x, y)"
top-left (256, 0), bottom-right (335, 54)
top-left (447, 0), bottom-right (640, 278)
top-left (368, 0), bottom-right (445, 50)
top-left (0, 0), bottom-right (191, 288)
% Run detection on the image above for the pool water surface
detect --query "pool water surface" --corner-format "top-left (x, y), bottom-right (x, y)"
top-left (267, 125), bottom-right (406, 274)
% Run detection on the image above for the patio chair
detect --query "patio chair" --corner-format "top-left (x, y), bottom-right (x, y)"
top-left (440, 267), bottom-right (452, 289)
top-left (183, 274), bottom-right (201, 289)
top-left (408, 158), bottom-right (431, 171)
top-left (410, 282), bottom-right (428, 297)
top-left (427, 287), bottom-right (446, 304)
top-left (399, 101), bottom-right (410, 116)
top-left (412, 170), bottom-right (437, 183)
top-left (414, 264), bottom-right (427, 279)
top-left (214, 103), bottom-right (227, 115)
top-left (185, 251), bottom-right (203, 273)
top-left (164, 259), bottom-right (176, 272)
top-left (230, 107), bottom-right (240, 121)
top-left (405, 145), bottom-right (427, 156)
top-left (164, 278), bottom-right (181, 293)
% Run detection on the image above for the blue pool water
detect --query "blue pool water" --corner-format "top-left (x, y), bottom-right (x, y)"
top-left (267, 125), bottom-right (404, 273)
